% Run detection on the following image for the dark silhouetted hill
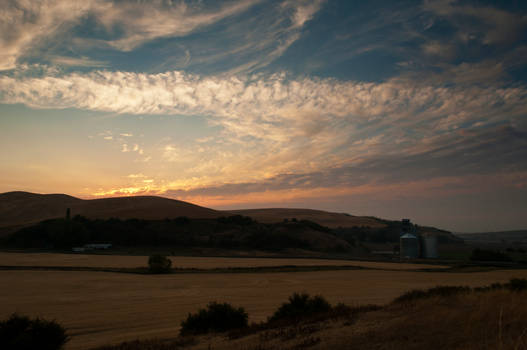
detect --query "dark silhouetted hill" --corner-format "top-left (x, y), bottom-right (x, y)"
top-left (0, 191), bottom-right (221, 235)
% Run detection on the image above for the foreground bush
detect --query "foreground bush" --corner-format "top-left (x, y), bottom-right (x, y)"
top-left (93, 279), bottom-right (527, 349)
top-left (180, 302), bottom-right (248, 335)
top-left (0, 314), bottom-right (68, 350)
top-left (507, 278), bottom-right (527, 291)
top-left (393, 278), bottom-right (527, 304)
top-left (392, 286), bottom-right (471, 304)
top-left (148, 254), bottom-right (172, 273)
top-left (268, 293), bottom-right (332, 323)
top-left (475, 278), bottom-right (527, 292)
top-left (95, 337), bottom-right (196, 350)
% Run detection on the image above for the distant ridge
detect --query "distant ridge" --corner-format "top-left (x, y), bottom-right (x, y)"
top-left (0, 191), bottom-right (389, 235)
top-left (455, 230), bottom-right (527, 243)
top-left (230, 208), bottom-right (386, 229)
top-left (0, 191), bottom-right (221, 234)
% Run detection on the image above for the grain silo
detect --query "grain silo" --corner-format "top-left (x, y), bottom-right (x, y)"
top-left (400, 233), bottom-right (419, 259)
top-left (422, 234), bottom-right (438, 258)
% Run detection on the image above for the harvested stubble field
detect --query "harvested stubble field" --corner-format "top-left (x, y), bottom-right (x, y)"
top-left (171, 288), bottom-right (527, 350)
top-left (0, 252), bottom-right (446, 270)
top-left (1, 258), bottom-right (527, 349)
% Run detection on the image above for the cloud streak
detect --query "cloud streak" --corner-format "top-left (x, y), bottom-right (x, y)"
top-left (7, 66), bottom-right (522, 204)
top-left (0, 0), bottom-right (260, 70)
top-left (0, 0), bottom-right (323, 72)
top-left (2, 0), bottom-right (526, 231)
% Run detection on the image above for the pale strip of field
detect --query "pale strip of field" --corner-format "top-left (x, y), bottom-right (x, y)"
top-left (2, 269), bottom-right (527, 350)
top-left (0, 252), bottom-right (446, 270)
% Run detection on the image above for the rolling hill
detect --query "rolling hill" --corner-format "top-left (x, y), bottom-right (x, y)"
top-left (0, 191), bottom-right (463, 253)
top-left (0, 191), bottom-right (221, 235)
top-left (0, 192), bottom-right (388, 235)
top-left (230, 208), bottom-right (386, 228)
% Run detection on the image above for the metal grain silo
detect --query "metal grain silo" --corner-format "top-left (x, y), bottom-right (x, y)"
top-left (422, 234), bottom-right (438, 258)
top-left (400, 233), bottom-right (419, 259)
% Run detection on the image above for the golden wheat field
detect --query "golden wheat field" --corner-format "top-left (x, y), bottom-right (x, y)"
top-left (0, 252), bottom-right (447, 270)
top-left (1, 256), bottom-right (527, 350)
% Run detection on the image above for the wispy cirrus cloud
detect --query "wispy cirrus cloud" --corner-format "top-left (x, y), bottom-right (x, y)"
top-left (6, 66), bottom-right (523, 202)
top-left (423, 0), bottom-right (527, 46)
top-left (0, 0), bottom-right (257, 70)
top-left (0, 0), bottom-right (93, 70)
top-left (1, 68), bottom-right (524, 132)
top-left (96, 0), bottom-right (262, 51)
top-left (0, 0), bottom-right (324, 73)
top-left (2, 0), bottom-right (527, 232)
top-left (49, 56), bottom-right (109, 68)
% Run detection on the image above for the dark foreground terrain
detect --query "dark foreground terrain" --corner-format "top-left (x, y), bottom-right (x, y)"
top-left (93, 280), bottom-right (527, 350)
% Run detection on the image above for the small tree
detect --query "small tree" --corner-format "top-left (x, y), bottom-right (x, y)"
top-left (0, 313), bottom-right (68, 350)
top-left (148, 254), bottom-right (172, 273)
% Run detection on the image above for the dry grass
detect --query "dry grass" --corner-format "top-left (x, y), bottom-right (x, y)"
top-left (0, 252), bottom-right (447, 270)
top-left (312, 289), bottom-right (527, 350)
top-left (95, 288), bottom-right (527, 350)
top-left (2, 268), bottom-right (527, 349)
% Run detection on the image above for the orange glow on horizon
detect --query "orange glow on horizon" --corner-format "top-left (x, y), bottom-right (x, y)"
top-left (77, 171), bottom-right (527, 209)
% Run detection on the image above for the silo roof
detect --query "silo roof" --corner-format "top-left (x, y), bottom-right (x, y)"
top-left (400, 233), bottom-right (417, 239)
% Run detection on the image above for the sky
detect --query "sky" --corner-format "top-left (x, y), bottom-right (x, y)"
top-left (0, 0), bottom-right (526, 232)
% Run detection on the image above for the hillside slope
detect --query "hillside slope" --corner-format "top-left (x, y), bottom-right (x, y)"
top-left (0, 192), bottom-right (387, 234)
top-left (230, 208), bottom-right (386, 229)
top-left (0, 191), bottom-right (221, 234)
top-left (96, 284), bottom-right (527, 350)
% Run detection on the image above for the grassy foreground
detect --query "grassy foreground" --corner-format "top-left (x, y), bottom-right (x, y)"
top-left (93, 281), bottom-right (527, 350)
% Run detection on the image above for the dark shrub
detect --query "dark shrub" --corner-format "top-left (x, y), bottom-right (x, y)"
top-left (94, 337), bottom-right (196, 350)
top-left (217, 215), bottom-right (254, 225)
top-left (392, 286), bottom-right (471, 304)
top-left (470, 248), bottom-right (512, 262)
top-left (180, 302), bottom-right (248, 335)
top-left (148, 254), bottom-right (172, 274)
top-left (268, 293), bottom-right (332, 323)
top-left (0, 314), bottom-right (68, 350)
top-left (507, 278), bottom-right (527, 291)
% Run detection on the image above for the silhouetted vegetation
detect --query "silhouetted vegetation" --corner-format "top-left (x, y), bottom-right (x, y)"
top-left (268, 293), bottom-right (332, 323)
top-left (473, 278), bottom-right (527, 292)
top-left (470, 248), bottom-right (512, 262)
top-left (3, 215), bottom-right (350, 253)
top-left (0, 314), bottom-right (68, 350)
top-left (148, 254), bottom-right (172, 274)
top-left (392, 278), bottom-right (527, 304)
top-left (180, 302), bottom-right (248, 335)
top-left (334, 220), bottom-right (460, 245)
top-left (93, 278), bottom-right (527, 350)
top-left (392, 286), bottom-right (471, 304)
top-left (1, 213), bottom-right (465, 254)
top-left (507, 278), bottom-right (527, 291)
top-left (94, 337), bottom-right (196, 350)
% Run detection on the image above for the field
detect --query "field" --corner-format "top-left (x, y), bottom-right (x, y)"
top-left (2, 253), bottom-right (527, 349)
top-left (0, 252), bottom-right (446, 270)
top-left (166, 288), bottom-right (527, 350)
